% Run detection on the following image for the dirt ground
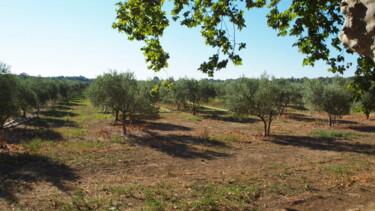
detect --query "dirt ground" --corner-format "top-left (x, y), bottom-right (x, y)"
top-left (1, 99), bottom-right (375, 210)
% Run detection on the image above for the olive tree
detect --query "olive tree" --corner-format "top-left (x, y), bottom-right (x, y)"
top-left (360, 92), bottom-right (375, 119)
top-left (356, 88), bottom-right (375, 119)
top-left (17, 80), bottom-right (38, 118)
top-left (87, 75), bottom-right (116, 118)
top-left (274, 80), bottom-right (302, 116)
top-left (169, 78), bottom-right (189, 110)
top-left (303, 79), bottom-right (352, 126)
top-left (175, 79), bottom-right (216, 115)
top-left (226, 76), bottom-right (279, 137)
top-left (159, 78), bottom-right (178, 106)
top-left (0, 62), bottom-right (20, 146)
top-left (88, 71), bottom-right (158, 136)
top-left (25, 77), bottom-right (51, 116)
top-left (0, 63), bottom-right (20, 126)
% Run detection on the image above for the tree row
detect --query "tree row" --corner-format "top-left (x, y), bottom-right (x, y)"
top-left (0, 62), bottom-right (88, 133)
top-left (88, 72), bottom-right (375, 137)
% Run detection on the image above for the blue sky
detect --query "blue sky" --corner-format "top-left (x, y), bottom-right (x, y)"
top-left (0, 0), bottom-right (357, 80)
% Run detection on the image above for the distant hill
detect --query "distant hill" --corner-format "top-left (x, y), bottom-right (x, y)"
top-left (18, 73), bottom-right (92, 82)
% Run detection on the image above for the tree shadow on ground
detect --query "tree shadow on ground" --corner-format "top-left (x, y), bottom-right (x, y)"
top-left (285, 113), bottom-right (358, 125)
top-left (197, 108), bottom-right (228, 116)
top-left (130, 114), bottom-right (160, 121)
top-left (54, 105), bottom-right (72, 110)
top-left (60, 102), bottom-right (83, 107)
top-left (25, 117), bottom-right (78, 128)
top-left (285, 113), bottom-right (323, 122)
top-left (128, 132), bottom-right (232, 160)
top-left (288, 105), bottom-right (308, 111)
top-left (147, 122), bottom-right (191, 131)
top-left (0, 152), bottom-right (79, 202)
top-left (39, 110), bottom-right (78, 118)
top-left (349, 126), bottom-right (375, 133)
top-left (218, 116), bottom-right (260, 124)
top-left (5, 128), bottom-right (64, 144)
top-left (336, 119), bottom-right (358, 125)
top-left (199, 110), bottom-right (260, 124)
top-left (271, 135), bottom-right (375, 155)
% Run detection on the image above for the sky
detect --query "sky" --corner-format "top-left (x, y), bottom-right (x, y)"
top-left (0, 0), bottom-right (358, 80)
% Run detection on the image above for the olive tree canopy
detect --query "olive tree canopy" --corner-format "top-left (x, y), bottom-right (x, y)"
top-left (0, 62), bottom-right (20, 129)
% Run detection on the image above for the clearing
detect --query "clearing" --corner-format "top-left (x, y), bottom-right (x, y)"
top-left (1, 98), bottom-right (375, 210)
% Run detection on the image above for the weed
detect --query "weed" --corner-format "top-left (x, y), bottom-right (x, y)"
top-left (198, 128), bottom-right (211, 142)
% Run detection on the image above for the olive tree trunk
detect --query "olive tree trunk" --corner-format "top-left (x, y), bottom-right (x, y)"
top-left (121, 112), bottom-right (127, 136)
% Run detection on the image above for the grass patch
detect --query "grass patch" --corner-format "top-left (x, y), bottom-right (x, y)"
top-left (310, 130), bottom-right (364, 140)
top-left (92, 113), bottom-right (113, 119)
top-left (322, 159), bottom-right (372, 176)
top-left (186, 115), bottom-right (204, 122)
top-left (111, 136), bottom-right (126, 144)
top-left (213, 135), bottom-right (240, 142)
top-left (189, 182), bottom-right (261, 210)
top-left (52, 180), bottom-right (261, 210)
top-left (323, 165), bottom-right (352, 175)
top-left (20, 139), bottom-right (55, 152)
top-left (267, 182), bottom-right (293, 196)
top-left (69, 129), bottom-right (87, 138)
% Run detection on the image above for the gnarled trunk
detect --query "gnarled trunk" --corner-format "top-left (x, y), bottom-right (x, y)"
top-left (121, 113), bottom-right (127, 136)
top-left (267, 112), bottom-right (273, 136)
top-left (115, 110), bottom-right (119, 122)
top-left (365, 111), bottom-right (370, 119)
top-left (260, 116), bottom-right (269, 137)
top-left (328, 113), bottom-right (336, 127)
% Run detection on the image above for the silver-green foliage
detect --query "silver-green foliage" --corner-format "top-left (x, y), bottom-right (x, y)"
top-left (274, 79), bottom-right (302, 116)
top-left (303, 79), bottom-right (352, 126)
top-left (17, 80), bottom-right (38, 118)
top-left (88, 71), bottom-right (158, 135)
top-left (161, 78), bottom-right (216, 114)
top-left (226, 76), bottom-right (279, 136)
top-left (357, 89), bottom-right (375, 119)
top-left (0, 62), bottom-right (20, 128)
